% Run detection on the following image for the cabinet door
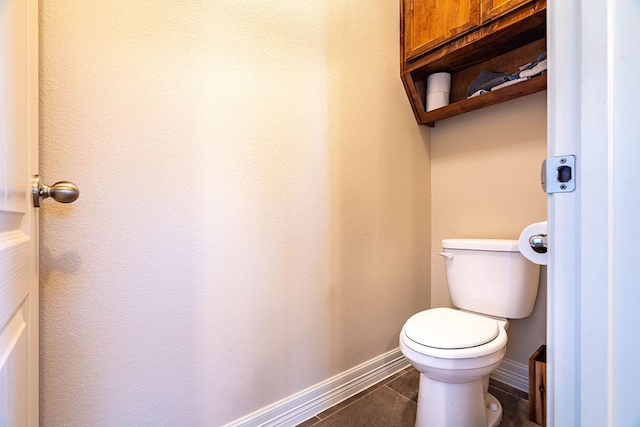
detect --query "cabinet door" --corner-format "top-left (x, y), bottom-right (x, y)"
top-left (404, 0), bottom-right (480, 60)
top-left (481, 0), bottom-right (532, 22)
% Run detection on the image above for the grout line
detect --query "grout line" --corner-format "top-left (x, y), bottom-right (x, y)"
top-left (383, 384), bottom-right (416, 404)
top-left (314, 382), bottom-right (382, 420)
top-left (489, 382), bottom-right (529, 402)
top-left (303, 416), bottom-right (321, 427)
top-left (314, 369), bottom-right (414, 423)
top-left (314, 388), bottom-right (377, 422)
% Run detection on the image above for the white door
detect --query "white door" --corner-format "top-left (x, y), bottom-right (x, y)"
top-left (548, 0), bottom-right (640, 425)
top-left (0, 0), bottom-right (39, 425)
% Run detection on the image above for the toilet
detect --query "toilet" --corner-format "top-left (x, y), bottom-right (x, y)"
top-left (399, 238), bottom-right (540, 427)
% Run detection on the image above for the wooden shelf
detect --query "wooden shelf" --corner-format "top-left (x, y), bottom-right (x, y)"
top-left (422, 74), bottom-right (546, 126)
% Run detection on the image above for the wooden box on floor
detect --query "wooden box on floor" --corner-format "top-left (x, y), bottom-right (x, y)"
top-left (529, 344), bottom-right (547, 426)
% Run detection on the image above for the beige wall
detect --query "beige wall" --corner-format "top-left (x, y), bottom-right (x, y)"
top-left (38, 0), bottom-right (548, 423)
top-left (39, 1), bottom-right (430, 425)
top-left (431, 91), bottom-right (547, 364)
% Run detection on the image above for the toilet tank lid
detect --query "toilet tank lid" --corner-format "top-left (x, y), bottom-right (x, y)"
top-left (442, 238), bottom-right (519, 252)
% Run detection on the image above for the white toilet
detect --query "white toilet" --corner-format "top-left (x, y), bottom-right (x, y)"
top-left (399, 238), bottom-right (540, 427)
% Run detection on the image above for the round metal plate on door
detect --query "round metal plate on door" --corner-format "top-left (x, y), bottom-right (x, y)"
top-left (31, 175), bottom-right (79, 207)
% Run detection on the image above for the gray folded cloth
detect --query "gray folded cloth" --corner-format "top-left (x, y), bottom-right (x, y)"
top-left (466, 71), bottom-right (512, 97)
top-left (466, 52), bottom-right (547, 98)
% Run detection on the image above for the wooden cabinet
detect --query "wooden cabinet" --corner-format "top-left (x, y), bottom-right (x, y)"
top-left (404, 0), bottom-right (480, 60)
top-left (401, 0), bottom-right (547, 126)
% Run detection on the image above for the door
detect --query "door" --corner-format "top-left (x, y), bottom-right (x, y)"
top-left (548, 0), bottom-right (640, 425)
top-left (0, 0), bottom-right (39, 425)
top-left (481, 0), bottom-right (532, 22)
top-left (403, 0), bottom-right (480, 60)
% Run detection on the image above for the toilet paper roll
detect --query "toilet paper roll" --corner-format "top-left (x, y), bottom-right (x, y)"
top-left (518, 221), bottom-right (548, 265)
top-left (426, 72), bottom-right (451, 112)
top-left (426, 91), bottom-right (450, 111)
top-left (427, 72), bottom-right (451, 93)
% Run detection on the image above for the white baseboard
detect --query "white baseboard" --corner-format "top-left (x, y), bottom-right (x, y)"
top-left (491, 358), bottom-right (529, 393)
top-left (223, 348), bottom-right (410, 427)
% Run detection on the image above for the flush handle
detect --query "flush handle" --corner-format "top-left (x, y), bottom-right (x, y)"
top-left (31, 175), bottom-right (80, 208)
top-left (438, 252), bottom-right (454, 260)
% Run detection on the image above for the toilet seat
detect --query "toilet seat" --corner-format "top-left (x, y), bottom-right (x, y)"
top-left (405, 307), bottom-right (499, 349)
top-left (401, 307), bottom-right (507, 359)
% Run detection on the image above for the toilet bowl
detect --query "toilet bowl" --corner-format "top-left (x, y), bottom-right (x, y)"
top-left (400, 307), bottom-right (507, 427)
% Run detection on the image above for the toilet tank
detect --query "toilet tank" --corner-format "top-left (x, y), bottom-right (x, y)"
top-left (441, 239), bottom-right (541, 319)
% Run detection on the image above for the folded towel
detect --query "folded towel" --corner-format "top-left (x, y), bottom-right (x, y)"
top-left (519, 59), bottom-right (547, 78)
top-left (466, 71), bottom-right (512, 97)
top-left (519, 52), bottom-right (547, 71)
top-left (466, 52), bottom-right (547, 98)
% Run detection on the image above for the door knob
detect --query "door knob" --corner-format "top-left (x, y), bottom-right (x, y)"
top-left (31, 175), bottom-right (80, 207)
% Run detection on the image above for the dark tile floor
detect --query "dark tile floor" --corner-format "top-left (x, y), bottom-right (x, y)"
top-left (296, 367), bottom-right (540, 427)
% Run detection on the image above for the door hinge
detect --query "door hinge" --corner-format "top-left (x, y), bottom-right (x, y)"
top-left (541, 155), bottom-right (576, 194)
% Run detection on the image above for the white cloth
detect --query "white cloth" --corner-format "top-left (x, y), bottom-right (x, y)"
top-left (468, 89), bottom-right (489, 98)
top-left (490, 77), bottom-right (530, 91)
top-left (519, 59), bottom-right (547, 78)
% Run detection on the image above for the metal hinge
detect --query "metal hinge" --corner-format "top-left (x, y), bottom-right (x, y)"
top-left (541, 155), bottom-right (576, 194)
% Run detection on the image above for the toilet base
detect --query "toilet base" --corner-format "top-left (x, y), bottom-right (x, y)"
top-left (415, 373), bottom-right (503, 427)
top-left (484, 393), bottom-right (503, 427)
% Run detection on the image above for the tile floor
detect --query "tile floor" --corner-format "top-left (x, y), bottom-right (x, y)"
top-left (296, 367), bottom-right (541, 427)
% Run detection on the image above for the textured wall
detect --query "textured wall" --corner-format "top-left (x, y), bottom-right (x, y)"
top-left (430, 91), bottom-right (547, 364)
top-left (38, 1), bottom-right (431, 425)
